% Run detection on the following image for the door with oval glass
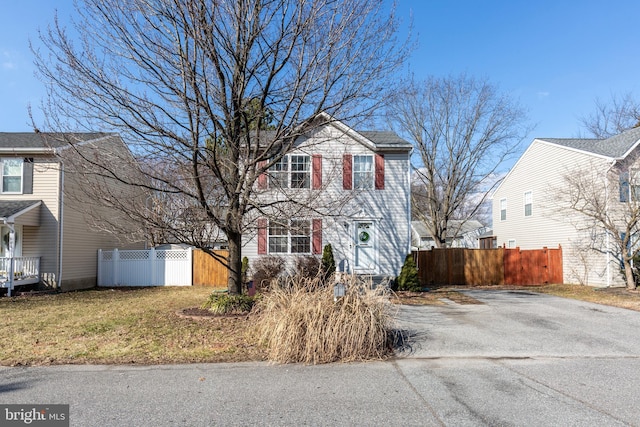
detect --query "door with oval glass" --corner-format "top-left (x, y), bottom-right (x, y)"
top-left (354, 221), bottom-right (376, 273)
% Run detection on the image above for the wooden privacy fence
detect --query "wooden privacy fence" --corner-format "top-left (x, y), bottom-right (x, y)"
top-left (192, 249), bottom-right (229, 288)
top-left (413, 246), bottom-right (563, 286)
top-left (98, 248), bottom-right (229, 287)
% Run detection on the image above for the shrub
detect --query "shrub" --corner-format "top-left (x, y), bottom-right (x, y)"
top-left (294, 256), bottom-right (321, 279)
top-left (397, 254), bottom-right (421, 291)
top-left (251, 256), bottom-right (285, 291)
top-left (253, 274), bottom-right (394, 364)
top-left (321, 244), bottom-right (336, 283)
top-left (241, 256), bottom-right (249, 284)
top-left (201, 292), bottom-right (256, 315)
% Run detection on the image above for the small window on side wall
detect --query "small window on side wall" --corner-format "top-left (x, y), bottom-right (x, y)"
top-left (500, 198), bottom-right (507, 221)
top-left (524, 191), bottom-right (532, 217)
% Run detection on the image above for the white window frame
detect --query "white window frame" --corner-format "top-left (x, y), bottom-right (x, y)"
top-left (267, 219), bottom-right (311, 254)
top-left (500, 198), bottom-right (507, 221)
top-left (507, 239), bottom-right (516, 249)
top-left (353, 155), bottom-right (374, 190)
top-left (524, 191), bottom-right (533, 217)
top-left (1, 158), bottom-right (23, 194)
top-left (631, 169), bottom-right (640, 201)
top-left (268, 155), bottom-right (310, 189)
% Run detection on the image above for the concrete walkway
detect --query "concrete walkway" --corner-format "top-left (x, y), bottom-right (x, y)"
top-left (2, 290), bottom-right (640, 426)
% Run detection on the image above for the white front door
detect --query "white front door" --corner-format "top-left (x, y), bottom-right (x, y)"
top-left (354, 221), bottom-right (376, 273)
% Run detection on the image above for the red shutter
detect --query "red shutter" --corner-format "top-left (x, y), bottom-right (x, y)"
top-left (312, 154), bottom-right (322, 189)
top-left (257, 161), bottom-right (267, 189)
top-left (312, 219), bottom-right (322, 254)
top-left (343, 154), bottom-right (352, 190)
top-left (257, 218), bottom-right (267, 254)
top-left (375, 154), bottom-right (385, 190)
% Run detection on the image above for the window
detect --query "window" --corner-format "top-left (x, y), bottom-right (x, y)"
top-left (268, 219), bottom-right (311, 254)
top-left (631, 170), bottom-right (640, 201)
top-left (507, 239), bottom-right (516, 248)
top-left (524, 191), bottom-right (532, 217)
top-left (268, 155), bottom-right (310, 189)
top-left (500, 198), bottom-right (507, 221)
top-left (2, 158), bottom-right (22, 193)
top-left (353, 155), bottom-right (374, 189)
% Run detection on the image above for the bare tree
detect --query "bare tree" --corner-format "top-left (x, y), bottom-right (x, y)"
top-left (557, 161), bottom-right (640, 290)
top-left (32, 0), bottom-right (410, 294)
top-left (387, 74), bottom-right (529, 248)
top-left (579, 92), bottom-right (640, 138)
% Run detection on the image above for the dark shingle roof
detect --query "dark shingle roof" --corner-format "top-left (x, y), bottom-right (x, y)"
top-left (538, 127), bottom-right (640, 158)
top-left (359, 131), bottom-right (413, 151)
top-left (0, 133), bottom-right (110, 150)
top-left (0, 200), bottom-right (41, 219)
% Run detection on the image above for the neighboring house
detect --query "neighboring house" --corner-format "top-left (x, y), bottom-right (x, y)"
top-left (243, 116), bottom-right (413, 279)
top-left (492, 127), bottom-right (640, 287)
top-left (411, 220), bottom-right (487, 249)
top-left (0, 133), bottom-right (138, 293)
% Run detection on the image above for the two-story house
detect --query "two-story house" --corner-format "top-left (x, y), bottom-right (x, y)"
top-left (0, 132), bottom-right (137, 294)
top-left (243, 117), bottom-right (413, 279)
top-left (492, 127), bottom-right (640, 287)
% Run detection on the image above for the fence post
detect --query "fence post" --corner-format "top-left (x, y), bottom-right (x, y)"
top-left (113, 248), bottom-right (119, 286)
top-left (188, 247), bottom-right (193, 286)
top-left (97, 249), bottom-right (102, 287)
top-left (149, 247), bottom-right (156, 286)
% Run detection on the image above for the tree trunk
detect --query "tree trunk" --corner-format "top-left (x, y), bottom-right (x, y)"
top-left (622, 258), bottom-right (637, 290)
top-left (227, 232), bottom-right (243, 295)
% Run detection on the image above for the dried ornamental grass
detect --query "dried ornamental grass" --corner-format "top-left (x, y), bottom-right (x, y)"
top-left (254, 275), bottom-right (396, 364)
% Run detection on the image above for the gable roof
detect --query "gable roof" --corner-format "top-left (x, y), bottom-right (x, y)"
top-left (538, 126), bottom-right (640, 159)
top-left (493, 127), bottom-right (640, 198)
top-left (0, 133), bottom-right (113, 153)
top-left (0, 200), bottom-right (42, 223)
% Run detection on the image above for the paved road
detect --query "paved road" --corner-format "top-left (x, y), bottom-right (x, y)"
top-left (2, 290), bottom-right (640, 426)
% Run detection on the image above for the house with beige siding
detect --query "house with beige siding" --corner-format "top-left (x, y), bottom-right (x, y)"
top-left (0, 133), bottom-right (137, 294)
top-left (243, 117), bottom-right (413, 279)
top-left (492, 127), bottom-right (640, 287)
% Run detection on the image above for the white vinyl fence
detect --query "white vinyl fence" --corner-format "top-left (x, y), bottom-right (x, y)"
top-left (98, 248), bottom-right (193, 287)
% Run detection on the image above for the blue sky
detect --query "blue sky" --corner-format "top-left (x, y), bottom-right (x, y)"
top-left (1, 1), bottom-right (639, 142)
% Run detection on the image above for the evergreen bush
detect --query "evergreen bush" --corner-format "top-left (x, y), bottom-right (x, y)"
top-left (397, 254), bottom-right (421, 291)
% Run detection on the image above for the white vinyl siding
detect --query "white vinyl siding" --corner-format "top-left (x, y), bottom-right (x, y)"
top-left (492, 139), bottom-right (618, 286)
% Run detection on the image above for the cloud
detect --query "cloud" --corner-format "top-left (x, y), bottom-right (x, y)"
top-left (537, 91), bottom-right (550, 99)
top-left (2, 61), bottom-right (15, 70)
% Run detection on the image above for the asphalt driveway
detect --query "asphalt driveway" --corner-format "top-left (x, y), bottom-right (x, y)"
top-left (2, 290), bottom-right (640, 426)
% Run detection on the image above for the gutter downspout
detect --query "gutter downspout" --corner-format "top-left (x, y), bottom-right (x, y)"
top-left (57, 163), bottom-right (64, 290)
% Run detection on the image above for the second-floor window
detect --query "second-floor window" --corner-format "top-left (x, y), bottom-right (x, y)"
top-left (353, 155), bottom-right (374, 189)
top-left (2, 158), bottom-right (23, 194)
top-left (269, 155), bottom-right (310, 189)
top-left (524, 191), bottom-right (532, 217)
top-left (500, 198), bottom-right (507, 221)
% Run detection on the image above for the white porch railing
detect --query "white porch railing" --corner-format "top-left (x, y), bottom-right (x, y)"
top-left (98, 248), bottom-right (193, 287)
top-left (0, 256), bottom-right (41, 288)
